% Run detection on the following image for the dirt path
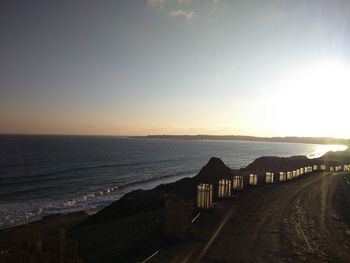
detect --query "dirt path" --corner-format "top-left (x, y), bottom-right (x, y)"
top-left (195, 172), bottom-right (350, 263)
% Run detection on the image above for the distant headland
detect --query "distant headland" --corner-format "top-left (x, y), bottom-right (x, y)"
top-left (131, 135), bottom-right (350, 146)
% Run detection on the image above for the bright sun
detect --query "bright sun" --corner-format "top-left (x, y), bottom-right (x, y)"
top-left (265, 59), bottom-right (350, 138)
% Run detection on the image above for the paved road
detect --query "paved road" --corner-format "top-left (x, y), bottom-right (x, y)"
top-left (196, 172), bottom-right (350, 263)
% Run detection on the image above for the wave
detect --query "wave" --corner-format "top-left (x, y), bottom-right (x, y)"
top-left (0, 170), bottom-right (195, 229)
top-left (63, 170), bottom-right (194, 206)
top-left (0, 157), bottom-right (187, 183)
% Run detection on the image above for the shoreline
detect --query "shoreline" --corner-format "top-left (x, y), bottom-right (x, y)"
top-left (2, 148), bottom-right (350, 261)
top-left (0, 136), bottom-right (348, 229)
top-left (2, 147), bottom-right (349, 232)
top-left (0, 205), bottom-right (102, 232)
top-left (0, 171), bottom-right (197, 231)
top-left (131, 134), bottom-right (350, 146)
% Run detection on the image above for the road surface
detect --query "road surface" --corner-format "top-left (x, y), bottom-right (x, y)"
top-left (194, 172), bottom-right (350, 263)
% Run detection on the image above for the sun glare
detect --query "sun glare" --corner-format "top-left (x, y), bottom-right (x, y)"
top-left (308, 144), bottom-right (348, 158)
top-left (265, 59), bottom-right (350, 138)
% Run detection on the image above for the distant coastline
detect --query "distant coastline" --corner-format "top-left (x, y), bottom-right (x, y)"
top-left (2, 134), bottom-right (349, 146)
top-left (131, 135), bottom-right (350, 146)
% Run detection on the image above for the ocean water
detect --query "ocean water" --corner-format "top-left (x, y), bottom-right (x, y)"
top-left (0, 135), bottom-right (346, 228)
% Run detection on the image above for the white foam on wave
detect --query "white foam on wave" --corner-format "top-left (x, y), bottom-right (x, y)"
top-left (0, 171), bottom-right (194, 229)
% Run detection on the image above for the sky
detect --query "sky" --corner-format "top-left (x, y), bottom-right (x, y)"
top-left (1, 0), bottom-right (350, 138)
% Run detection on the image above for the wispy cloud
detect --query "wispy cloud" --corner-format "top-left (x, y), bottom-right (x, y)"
top-left (170, 9), bottom-right (198, 20)
top-left (147, 0), bottom-right (166, 9)
top-left (177, 0), bottom-right (222, 4)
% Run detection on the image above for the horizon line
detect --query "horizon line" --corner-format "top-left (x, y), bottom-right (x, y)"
top-left (0, 133), bottom-right (349, 140)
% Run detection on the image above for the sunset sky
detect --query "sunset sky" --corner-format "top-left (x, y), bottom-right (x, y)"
top-left (1, 0), bottom-right (350, 138)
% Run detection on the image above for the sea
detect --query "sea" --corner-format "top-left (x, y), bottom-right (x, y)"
top-left (0, 135), bottom-right (347, 229)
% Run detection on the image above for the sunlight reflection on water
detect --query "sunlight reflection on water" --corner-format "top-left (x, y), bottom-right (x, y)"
top-left (307, 144), bottom-right (348, 158)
